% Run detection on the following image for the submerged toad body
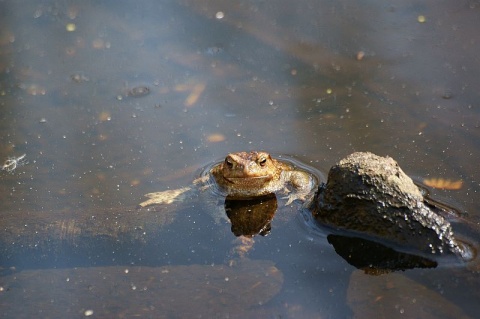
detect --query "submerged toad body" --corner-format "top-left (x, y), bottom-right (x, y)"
top-left (139, 151), bottom-right (317, 208)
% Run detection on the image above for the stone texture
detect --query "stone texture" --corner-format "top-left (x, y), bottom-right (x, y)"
top-left (314, 152), bottom-right (463, 257)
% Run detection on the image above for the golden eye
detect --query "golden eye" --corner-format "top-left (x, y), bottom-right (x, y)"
top-left (258, 156), bottom-right (267, 166)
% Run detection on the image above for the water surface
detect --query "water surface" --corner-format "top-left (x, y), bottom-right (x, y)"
top-left (1, 0), bottom-right (479, 318)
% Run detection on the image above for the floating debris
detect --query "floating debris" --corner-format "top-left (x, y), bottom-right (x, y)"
top-left (70, 73), bottom-right (90, 83)
top-left (174, 82), bottom-right (206, 106)
top-left (21, 84), bottom-right (46, 96)
top-left (184, 83), bottom-right (206, 107)
top-left (1, 154), bottom-right (27, 173)
top-left (356, 51), bottom-right (365, 61)
top-left (98, 111), bottom-right (111, 122)
top-left (441, 90), bottom-right (453, 100)
top-left (206, 133), bottom-right (226, 143)
top-left (66, 23), bottom-right (76, 32)
top-left (92, 38), bottom-right (105, 49)
top-left (205, 46), bottom-right (224, 55)
top-left (127, 85), bottom-right (150, 98)
top-left (423, 178), bottom-right (463, 190)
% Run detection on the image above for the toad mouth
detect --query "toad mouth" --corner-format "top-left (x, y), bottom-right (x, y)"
top-left (223, 175), bottom-right (273, 184)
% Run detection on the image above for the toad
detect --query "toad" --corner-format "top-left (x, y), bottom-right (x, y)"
top-left (139, 151), bottom-right (318, 208)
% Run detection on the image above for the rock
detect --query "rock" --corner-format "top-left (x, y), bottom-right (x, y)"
top-left (314, 152), bottom-right (464, 257)
top-left (347, 270), bottom-right (471, 319)
top-left (0, 260), bottom-right (283, 318)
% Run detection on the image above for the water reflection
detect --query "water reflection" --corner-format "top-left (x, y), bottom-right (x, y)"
top-left (225, 194), bottom-right (277, 237)
top-left (327, 234), bottom-right (438, 275)
top-left (224, 193), bottom-right (442, 275)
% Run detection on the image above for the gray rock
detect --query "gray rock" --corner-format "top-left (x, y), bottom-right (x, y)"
top-left (314, 152), bottom-right (464, 257)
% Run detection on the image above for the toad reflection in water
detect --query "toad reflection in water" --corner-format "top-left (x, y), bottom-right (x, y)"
top-left (225, 194), bottom-right (278, 238)
top-left (139, 151), bottom-right (320, 257)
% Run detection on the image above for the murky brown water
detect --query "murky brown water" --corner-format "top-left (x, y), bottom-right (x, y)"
top-left (1, 0), bottom-right (480, 318)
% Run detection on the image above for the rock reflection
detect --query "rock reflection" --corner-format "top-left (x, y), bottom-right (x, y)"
top-left (327, 234), bottom-right (437, 275)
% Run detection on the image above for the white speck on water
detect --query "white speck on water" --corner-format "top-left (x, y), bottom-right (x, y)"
top-left (33, 9), bottom-right (43, 19)
top-left (84, 309), bottom-right (94, 316)
top-left (215, 11), bottom-right (225, 19)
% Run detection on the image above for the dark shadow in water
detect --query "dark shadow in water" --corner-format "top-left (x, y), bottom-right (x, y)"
top-left (327, 234), bottom-right (437, 275)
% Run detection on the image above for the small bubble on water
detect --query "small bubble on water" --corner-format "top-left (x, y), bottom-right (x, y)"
top-left (215, 11), bottom-right (225, 19)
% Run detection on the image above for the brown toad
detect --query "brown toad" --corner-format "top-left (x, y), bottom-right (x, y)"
top-left (139, 151), bottom-right (317, 208)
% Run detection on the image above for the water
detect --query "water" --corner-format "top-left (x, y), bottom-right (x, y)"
top-left (1, 0), bottom-right (479, 318)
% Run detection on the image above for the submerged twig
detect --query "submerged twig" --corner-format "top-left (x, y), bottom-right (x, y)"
top-left (1, 154), bottom-right (27, 173)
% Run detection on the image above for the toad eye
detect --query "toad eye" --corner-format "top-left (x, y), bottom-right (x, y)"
top-left (225, 157), bottom-right (234, 168)
top-left (258, 156), bottom-right (267, 167)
